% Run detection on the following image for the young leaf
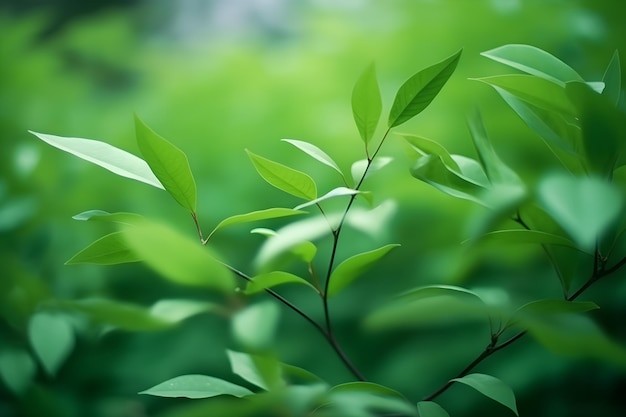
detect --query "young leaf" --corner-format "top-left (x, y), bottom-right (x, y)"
top-left (72, 210), bottom-right (144, 226)
top-left (65, 232), bottom-right (141, 265)
top-left (294, 187), bottom-right (362, 211)
top-left (134, 115), bottom-right (197, 212)
top-left (452, 373), bottom-right (518, 416)
top-left (417, 401), bottom-right (450, 417)
top-left (402, 134), bottom-right (460, 172)
top-left (245, 271), bottom-right (318, 295)
top-left (28, 313), bottom-right (74, 376)
top-left (388, 49), bottom-right (462, 127)
top-left (207, 208), bottom-right (305, 242)
top-left (0, 348), bottom-right (36, 395)
top-left (232, 301), bottom-right (280, 351)
top-left (602, 50), bottom-right (621, 106)
top-left (481, 44), bottom-right (584, 85)
top-left (282, 139), bottom-right (345, 178)
top-left (139, 374), bottom-right (253, 399)
top-left (327, 244), bottom-right (400, 297)
top-left (226, 350), bottom-right (283, 391)
top-left (29, 131), bottom-right (163, 189)
top-left (246, 149), bottom-right (317, 200)
top-left (352, 63), bottom-right (382, 144)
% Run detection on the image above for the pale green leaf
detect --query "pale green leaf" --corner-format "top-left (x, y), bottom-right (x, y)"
top-left (134, 115), bottom-right (197, 212)
top-left (139, 374), bottom-right (253, 399)
top-left (402, 134), bottom-right (460, 172)
top-left (226, 350), bottom-right (283, 391)
top-left (245, 271), bottom-right (318, 295)
top-left (328, 244), bottom-right (400, 297)
top-left (294, 187), bottom-right (362, 210)
top-left (66, 232), bottom-right (140, 265)
top-left (28, 313), bottom-right (74, 376)
top-left (232, 301), bottom-right (280, 350)
top-left (351, 157), bottom-right (393, 186)
top-left (417, 401), bottom-right (450, 417)
top-left (467, 229), bottom-right (578, 249)
top-left (0, 348), bottom-right (36, 395)
top-left (72, 210), bottom-right (144, 226)
top-left (389, 49), bottom-right (462, 127)
top-left (207, 208), bottom-right (305, 242)
top-left (282, 139), bottom-right (344, 177)
top-left (352, 63), bottom-right (382, 144)
top-left (150, 299), bottom-right (217, 324)
top-left (29, 131), bottom-right (163, 189)
top-left (452, 373), bottom-right (518, 416)
top-left (246, 149), bottom-right (317, 200)
top-left (602, 50), bottom-right (621, 106)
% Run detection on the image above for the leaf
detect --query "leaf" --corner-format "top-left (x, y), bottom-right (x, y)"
top-left (352, 63), bottom-right (382, 144)
top-left (245, 271), bottom-right (318, 295)
top-left (207, 208), bottom-right (305, 241)
top-left (294, 187), bottom-right (362, 210)
top-left (351, 157), bottom-right (393, 186)
top-left (329, 382), bottom-right (407, 399)
top-left (467, 229), bottom-right (578, 250)
top-left (602, 50), bottom-right (621, 106)
top-left (282, 139), bottom-right (345, 178)
top-left (481, 44), bottom-right (584, 85)
top-left (505, 299), bottom-right (599, 331)
top-left (402, 134), bottom-right (460, 172)
top-left (227, 350), bottom-right (283, 391)
top-left (0, 348), bottom-right (36, 395)
top-left (29, 131), bottom-right (164, 189)
top-left (150, 299), bottom-right (218, 324)
top-left (417, 401), bottom-right (450, 417)
top-left (326, 382), bottom-right (418, 417)
top-left (232, 301), bottom-right (280, 350)
top-left (388, 49), bottom-right (462, 127)
top-left (452, 373), bottom-right (518, 416)
top-left (537, 173), bottom-right (623, 251)
top-left (327, 244), bottom-right (400, 297)
top-left (139, 374), bottom-right (253, 399)
top-left (65, 232), bottom-right (141, 265)
top-left (123, 220), bottom-right (234, 292)
top-left (134, 115), bottom-right (197, 212)
top-left (72, 210), bottom-right (144, 226)
top-left (246, 149), bottom-right (317, 200)
top-left (28, 313), bottom-right (74, 376)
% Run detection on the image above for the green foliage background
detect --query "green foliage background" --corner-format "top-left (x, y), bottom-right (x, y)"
top-left (2, 1), bottom-right (626, 416)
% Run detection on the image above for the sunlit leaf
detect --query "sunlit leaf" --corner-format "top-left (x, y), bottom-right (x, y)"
top-left (134, 115), bottom-right (197, 212)
top-left (232, 301), bottom-right (280, 350)
top-left (150, 299), bottom-right (218, 324)
top-left (294, 187), bottom-right (362, 210)
top-left (246, 149), bottom-right (317, 200)
top-left (139, 374), bottom-right (252, 399)
top-left (28, 312), bottom-right (74, 376)
top-left (29, 131), bottom-right (164, 189)
top-left (388, 49), bottom-right (462, 127)
top-left (72, 210), bottom-right (144, 226)
top-left (227, 350), bottom-right (283, 391)
top-left (0, 348), bottom-right (36, 395)
top-left (417, 401), bottom-right (450, 417)
top-left (66, 232), bottom-right (140, 265)
top-left (207, 208), bottom-right (305, 242)
top-left (602, 50), bottom-right (621, 106)
top-left (351, 157), bottom-right (393, 186)
top-left (245, 271), bottom-right (318, 295)
top-left (352, 63), bottom-right (382, 144)
top-left (282, 139), bottom-right (345, 178)
top-left (402, 134), bottom-right (460, 172)
top-left (452, 373), bottom-right (518, 416)
top-left (328, 244), bottom-right (400, 297)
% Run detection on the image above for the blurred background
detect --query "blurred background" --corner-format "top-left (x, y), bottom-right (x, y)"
top-left (1, 0), bottom-right (626, 416)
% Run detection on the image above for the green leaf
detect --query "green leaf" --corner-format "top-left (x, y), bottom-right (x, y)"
top-left (481, 44), bottom-right (584, 85)
top-left (329, 382), bottom-right (407, 399)
top-left (352, 63), bottom-right (382, 144)
top-left (281, 363), bottom-right (326, 385)
top-left (402, 134), bottom-right (460, 172)
top-left (65, 232), bottom-right (141, 265)
top-left (134, 115), bottom-right (197, 212)
top-left (139, 374), bottom-right (253, 399)
top-left (72, 210), bottom-right (144, 226)
top-left (232, 301), bottom-right (280, 350)
top-left (467, 229), bottom-right (578, 250)
top-left (282, 139), bottom-right (345, 178)
top-left (226, 350), bottom-right (283, 391)
top-left (351, 157), bottom-right (392, 186)
top-left (123, 220), bottom-right (234, 292)
top-left (207, 208), bottom-right (305, 242)
top-left (417, 401), bottom-right (450, 417)
top-left (29, 131), bottom-right (164, 189)
top-left (327, 382), bottom-right (418, 417)
top-left (537, 173), bottom-right (623, 251)
top-left (328, 244), bottom-right (400, 297)
top-left (294, 187), bottom-right (362, 211)
top-left (0, 348), bottom-right (36, 395)
top-left (245, 271), bottom-right (318, 295)
top-left (246, 149), bottom-right (317, 200)
top-left (602, 50), bottom-right (621, 106)
top-left (505, 299), bottom-right (599, 331)
top-left (452, 373), bottom-right (518, 416)
top-left (150, 299), bottom-right (218, 324)
top-left (388, 49), bottom-right (462, 127)
top-left (28, 313), bottom-right (74, 376)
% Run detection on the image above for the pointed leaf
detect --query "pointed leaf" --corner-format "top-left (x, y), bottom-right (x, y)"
top-left (139, 374), bottom-right (252, 398)
top-left (505, 299), bottom-right (599, 330)
top-left (207, 208), bottom-right (305, 241)
top-left (246, 149), bottom-right (317, 200)
top-left (452, 373), bottom-right (518, 416)
top-left (402, 134), bottom-right (460, 172)
top-left (328, 244), bottom-right (400, 297)
top-left (352, 63), bottom-right (382, 144)
top-left (351, 157), bottom-right (393, 186)
top-left (134, 115), bottom-right (197, 211)
top-left (294, 187), bottom-right (362, 210)
top-left (282, 139), bottom-right (344, 177)
top-left (417, 401), bottom-right (450, 417)
top-left (481, 44), bottom-right (583, 85)
top-left (245, 271), bottom-right (318, 295)
top-left (29, 131), bottom-right (163, 189)
top-left (72, 210), bottom-right (144, 225)
top-left (389, 49), bottom-right (462, 127)
top-left (66, 232), bottom-right (140, 265)
top-left (28, 313), bottom-right (74, 376)
top-left (602, 50), bottom-right (621, 106)
top-left (227, 350), bottom-right (283, 391)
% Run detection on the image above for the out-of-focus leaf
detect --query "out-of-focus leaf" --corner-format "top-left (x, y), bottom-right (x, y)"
top-left (294, 187), bottom-right (362, 210)
top-left (66, 232), bottom-right (141, 265)
top-left (352, 63), bottom-right (382, 144)
top-left (417, 401), bottom-right (450, 417)
top-left (388, 49), bottom-right (462, 127)
top-left (207, 208), bottom-right (305, 242)
top-left (467, 229), bottom-right (578, 249)
top-left (282, 139), bottom-right (345, 178)
top-left (232, 301), bottom-right (280, 350)
top-left (351, 157), bottom-right (392, 186)
top-left (325, 382), bottom-right (418, 417)
top-left (72, 210), bottom-right (144, 226)
top-left (28, 313), bottom-right (74, 376)
top-left (452, 373), bottom-right (518, 416)
top-left (602, 50), bottom-right (621, 106)
top-left (29, 131), bottom-right (164, 189)
top-left (246, 150), bottom-right (317, 200)
top-left (281, 363), bottom-right (326, 385)
top-left (329, 382), bottom-right (407, 399)
top-left (135, 115), bottom-right (197, 211)
top-left (328, 244), bottom-right (400, 297)
top-left (537, 173), bottom-right (623, 251)
top-left (481, 44), bottom-right (583, 85)
top-left (139, 375), bottom-right (252, 399)
top-left (123, 221), bottom-right (234, 292)
top-left (0, 348), bottom-right (36, 395)
top-left (504, 299), bottom-right (599, 330)
top-left (227, 350), bottom-right (283, 391)
top-left (150, 299), bottom-right (218, 324)
top-left (245, 271), bottom-right (318, 295)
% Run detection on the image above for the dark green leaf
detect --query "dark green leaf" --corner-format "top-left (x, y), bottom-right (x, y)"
top-left (352, 63), bottom-right (382, 144)
top-left (452, 373), bottom-right (518, 416)
top-left (388, 49), bottom-right (462, 127)
top-left (282, 139), bottom-right (345, 178)
top-left (28, 313), bottom-right (74, 376)
top-left (66, 232), bottom-right (140, 265)
top-left (602, 50), bottom-right (621, 106)
top-left (134, 115), bottom-right (197, 212)
top-left (139, 374), bottom-right (253, 399)
top-left (29, 131), bottom-right (164, 189)
top-left (417, 401), bottom-right (450, 417)
top-left (505, 299), bottom-right (599, 331)
top-left (245, 271), bottom-right (318, 295)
